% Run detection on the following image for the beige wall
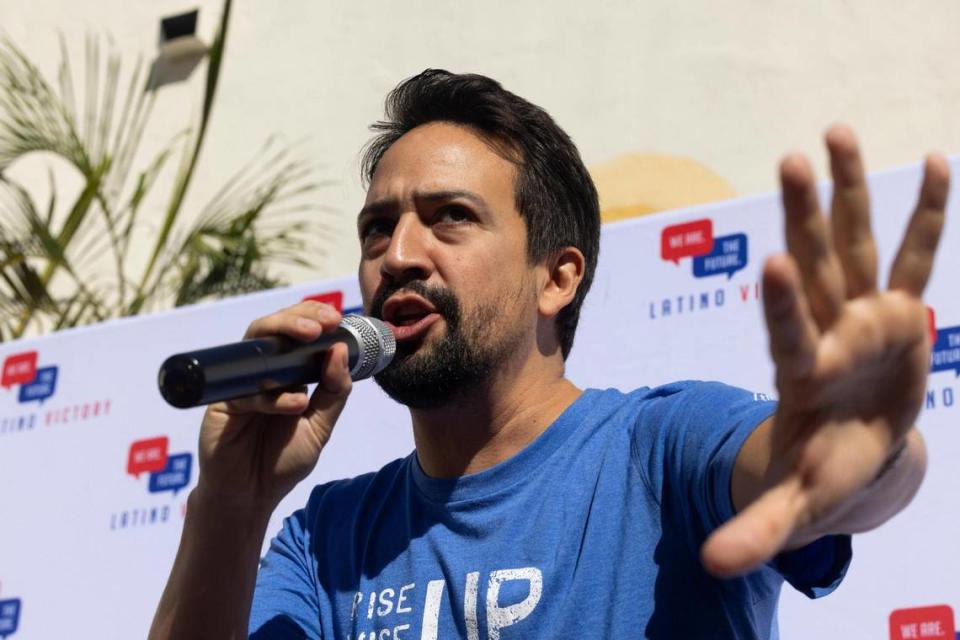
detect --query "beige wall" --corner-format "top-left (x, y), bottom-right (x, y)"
top-left (3, 1), bottom-right (959, 311)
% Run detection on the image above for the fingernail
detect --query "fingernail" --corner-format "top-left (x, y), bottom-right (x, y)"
top-left (341, 350), bottom-right (349, 370)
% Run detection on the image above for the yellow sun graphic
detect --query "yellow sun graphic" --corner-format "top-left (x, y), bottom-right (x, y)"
top-left (590, 153), bottom-right (736, 223)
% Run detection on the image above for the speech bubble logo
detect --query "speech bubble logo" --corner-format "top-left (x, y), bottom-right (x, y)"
top-left (927, 306), bottom-right (937, 346)
top-left (889, 604), bottom-right (955, 640)
top-left (148, 452), bottom-right (192, 496)
top-left (660, 219), bottom-right (714, 265)
top-left (692, 233), bottom-right (748, 280)
top-left (1, 352), bottom-right (37, 390)
top-left (302, 290), bottom-right (343, 312)
top-left (17, 366), bottom-right (57, 405)
top-left (0, 598), bottom-right (21, 638)
top-left (127, 437), bottom-right (169, 478)
top-left (930, 325), bottom-right (960, 377)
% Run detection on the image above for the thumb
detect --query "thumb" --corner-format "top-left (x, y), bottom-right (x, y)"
top-left (701, 476), bottom-right (807, 578)
top-left (303, 343), bottom-right (353, 446)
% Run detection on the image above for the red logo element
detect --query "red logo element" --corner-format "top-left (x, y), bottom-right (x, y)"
top-left (661, 219), bottom-right (714, 264)
top-left (927, 306), bottom-right (938, 346)
top-left (127, 437), bottom-right (170, 478)
top-left (890, 605), bottom-right (955, 639)
top-left (302, 290), bottom-right (344, 312)
top-left (2, 351), bottom-right (38, 389)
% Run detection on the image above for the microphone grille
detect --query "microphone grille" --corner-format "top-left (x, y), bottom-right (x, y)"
top-left (341, 315), bottom-right (396, 380)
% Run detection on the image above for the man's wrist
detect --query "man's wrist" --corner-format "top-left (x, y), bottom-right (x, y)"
top-left (188, 482), bottom-right (277, 532)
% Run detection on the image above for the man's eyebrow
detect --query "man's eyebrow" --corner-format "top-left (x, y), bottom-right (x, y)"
top-left (358, 189), bottom-right (488, 221)
top-left (357, 200), bottom-right (395, 222)
top-left (414, 189), bottom-right (487, 209)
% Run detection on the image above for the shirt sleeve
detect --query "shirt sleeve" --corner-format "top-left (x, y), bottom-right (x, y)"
top-left (771, 534), bottom-right (852, 599)
top-left (630, 380), bottom-right (850, 597)
top-left (249, 507), bottom-right (322, 640)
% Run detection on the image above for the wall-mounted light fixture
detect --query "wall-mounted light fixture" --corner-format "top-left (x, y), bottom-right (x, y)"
top-left (158, 9), bottom-right (208, 59)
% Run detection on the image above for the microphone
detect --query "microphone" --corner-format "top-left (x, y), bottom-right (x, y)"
top-left (157, 315), bottom-right (396, 409)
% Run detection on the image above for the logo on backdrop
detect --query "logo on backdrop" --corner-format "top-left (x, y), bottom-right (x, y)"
top-left (0, 596), bottom-right (20, 639)
top-left (302, 289), bottom-right (363, 316)
top-left (889, 604), bottom-right (955, 639)
top-left (925, 307), bottom-right (959, 412)
top-left (1, 351), bottom-right (112, 438)
top-left (650, 218), bottom-right (756, 319)
top-left (2, 351), bottom-right (57, 405)
top-left (660, 219), bottom-right (749, 279)
top-left (110, 436), bottom-right (193, 530)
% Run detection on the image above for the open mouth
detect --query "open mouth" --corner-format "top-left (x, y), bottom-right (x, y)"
top-left (382, 295), bottom-right (442, 342)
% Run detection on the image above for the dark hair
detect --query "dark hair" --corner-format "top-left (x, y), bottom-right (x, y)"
top-left (361, 69), bottom-right (600, 359)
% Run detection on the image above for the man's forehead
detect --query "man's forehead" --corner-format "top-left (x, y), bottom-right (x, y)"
top-left (365, 122), bottom-right (518, 201)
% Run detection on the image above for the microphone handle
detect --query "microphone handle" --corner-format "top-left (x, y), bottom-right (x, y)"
top-left (158, 328), bottom-right (360, 409)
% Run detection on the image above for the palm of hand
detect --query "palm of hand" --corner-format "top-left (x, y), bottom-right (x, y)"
top-left (702, 125), bottom-right (949, 577)
top-left (771, 291), bottom-right (928, 522)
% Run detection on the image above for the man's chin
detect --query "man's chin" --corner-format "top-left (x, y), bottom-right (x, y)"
top-left (390, 346), bottom-right (425, 370)
top-left (373, 335), bottom-right (473, 409)
top-left (373, 363), bottom-right (457, 410)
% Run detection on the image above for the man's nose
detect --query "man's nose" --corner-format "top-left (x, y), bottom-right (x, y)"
top-left (380, 213), bottom-right (433, 282)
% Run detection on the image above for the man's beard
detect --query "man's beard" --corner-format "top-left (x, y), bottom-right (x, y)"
top-left (369, 281), bottom-right (524, 409)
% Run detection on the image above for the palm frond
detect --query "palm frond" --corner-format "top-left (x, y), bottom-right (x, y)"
top-left (0, 37), bottom-right (87, 171)
top-left (130, 0), bottom-right (233, 313)
top-left (0, 178), bottom-right (76, 275)
top-left (0, 177), bottom-right (109, 336)
top-left (153, 141), bottom-right (322, 309)
top-left (0, 33), bottom-right (146, 336)
top-left (0, 0), bottom-right (330, 339)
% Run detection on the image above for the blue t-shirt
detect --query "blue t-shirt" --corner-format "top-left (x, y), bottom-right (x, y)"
top-left (249, 382), bottom-right (851, 639)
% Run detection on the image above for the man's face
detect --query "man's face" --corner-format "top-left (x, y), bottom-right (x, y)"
top-left (358, 122), bottom-right (539, 408)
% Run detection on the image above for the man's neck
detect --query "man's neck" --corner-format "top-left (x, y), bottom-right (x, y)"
top-left (409, 359), bottom-right (582, 479)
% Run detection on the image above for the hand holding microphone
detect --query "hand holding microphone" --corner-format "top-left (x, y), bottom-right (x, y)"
top-left (176, 301), bottom-right (391, 515)
top-left (159, 312), bottom-right (395, 409)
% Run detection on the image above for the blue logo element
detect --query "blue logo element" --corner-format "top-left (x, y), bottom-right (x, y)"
top-left (0, 598), bottom-right (21, 638)
top-left (692, 233), bottom-right (748, 280)
top-left (931, 325), bottom-right (960, 376)
top-left (148, 452), bottom-right (192, 496)
top-left (17, 365), bottom-right (58, 404)
top-left (342, 305), bottom-right (364, 316)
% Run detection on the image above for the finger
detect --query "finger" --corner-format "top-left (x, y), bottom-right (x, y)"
top-left (701, 476), bottom-right (807, 578)
top-left (826, 125), bottom-right (878, 297)
top-left (781, 154), bottom-right (846, 328)
top-left (762, 255), bottom-right (819, 380)
top-left (888, 154), bottom-right (950, 296)
top-left (302, 343), bottom-right (353, 448)
top-left (219, 386), bottom-right (310, 416)
top-left (243, 301), bottom-right (343, 341)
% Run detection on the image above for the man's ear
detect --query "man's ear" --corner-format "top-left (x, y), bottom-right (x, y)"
top-left (538, 247), bottom-right (586, 319)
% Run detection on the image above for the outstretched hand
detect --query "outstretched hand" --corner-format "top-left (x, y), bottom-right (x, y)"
top-left (702, 125), bottom-right (950, 577)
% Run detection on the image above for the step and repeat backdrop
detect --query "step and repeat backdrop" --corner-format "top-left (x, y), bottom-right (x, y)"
top-left (1, 161), bottom-right (958, 639)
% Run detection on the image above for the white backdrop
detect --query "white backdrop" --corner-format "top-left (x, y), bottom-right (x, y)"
top-left (1, 160), bottom-right (958, 639)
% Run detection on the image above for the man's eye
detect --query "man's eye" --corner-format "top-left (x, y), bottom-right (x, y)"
top-left (361, 219), bottom-right (393, 239)
top-left (436, 205), bottom-right (471, 223)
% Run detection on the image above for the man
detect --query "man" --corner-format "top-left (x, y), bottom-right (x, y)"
top-left (149, 70), bottom-right (949, 639)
